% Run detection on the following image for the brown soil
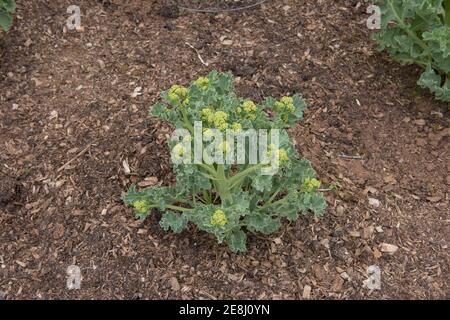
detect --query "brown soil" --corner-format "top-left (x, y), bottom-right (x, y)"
top-left (0, 0), bottom-right (448, 299)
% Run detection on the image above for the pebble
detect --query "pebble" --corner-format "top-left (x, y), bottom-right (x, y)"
top-left (170, 277), bottom-right (180, 291)
top-left (368, 198), bottom-right (380, 208)
top-left (380, 243), bottom-right (398, 255)
top-left (302, 285), bottom-right (311, 299)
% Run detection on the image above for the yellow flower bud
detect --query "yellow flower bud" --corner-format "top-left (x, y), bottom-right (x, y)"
top-left (213, 111), bottom-right (228, 131)
top-left (200, 108), bottom-right (214, 123)
top-left (133, 200), bottom-right (149, 214)
top-left (301, 178), bottom-right (321, 192)
top-left (211, 209), bottom-right (227, 227)
top-left (242, 100), bottom-right (257, 113)
top-left (231, 122), bottom-right (242, 132)
top-left (267, 146), bottom-right (289, 166)
top-left (168, 85), bottom-right (188, 105)
top-left (275, 96), bottom-right (295, 114)
top-left (194, 77), bottom-right (209, 90)
top-left (280, 96), bottom-right (294, 105)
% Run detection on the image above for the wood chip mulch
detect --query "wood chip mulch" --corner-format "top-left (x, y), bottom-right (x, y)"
top-left (0, 0), bottom-right (448, 299)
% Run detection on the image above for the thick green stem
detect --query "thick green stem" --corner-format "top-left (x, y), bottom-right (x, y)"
top-left (258, 192), bottom-right (290, 211)
top-left (149, 204), bottom-right (192, 212)
top-left (227, 163), bottom-right (263, 187)
top-left (216, 164), bottom-right (232, 202)
top-left (198, 163), bottom-right (217, 176)
top-left (181, 109), bottom-right (194, 133)
top-left (266, 186), bottom-right (283, 205)
top-left (445, 0), bottom-right (450, 25)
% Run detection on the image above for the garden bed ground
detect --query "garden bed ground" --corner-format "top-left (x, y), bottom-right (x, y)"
top-left (0, 0), bottom-right (448, 299)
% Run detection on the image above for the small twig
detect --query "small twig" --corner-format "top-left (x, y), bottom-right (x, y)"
top-left (57, 144), bottom-right (92, 172)
top-left (185, 42), bottom-right (209, 66)
top-left (199, 290), bottom-right (217, 300)
top-left (337, 153), bottom-right (364, 160)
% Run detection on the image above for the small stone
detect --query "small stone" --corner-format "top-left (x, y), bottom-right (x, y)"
top-left (273, 237), bottom-right (282, 245)
top-left (340, 272), bottom-right (350, 281)
top-left (379, 243), bottom-right (398, 255)
top-left (349, 231), bottom-right (361, 238)
top-left (413, 119), bottom-right (426, 126)
top-left (24, 39), bottom-right (33, 47)
top-left (368, 198), bottom-right (380, 208)
top-left (98, 59), bottom-right (105, 69)
top-left (170, 277), bottom-right (180, 291)
top-left (375, 226), bottom-right (384, 233)
top-left (302, 285), bottom-right (311, 299)
top-left (75, 25), bottom-right (85, 33)
top-left (336, 205), bottom-right (345, 215)
top-left (12, 103), bottom-right (19, 110)
top-left (49, 110), bottom-right (58, 119)
top-left (131, 87), bottom-right (142, 98)
top-left (122, 159), bottom-right (131, 175)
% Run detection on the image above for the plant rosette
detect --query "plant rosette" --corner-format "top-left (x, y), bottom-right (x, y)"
top-left (373, 0), bottom-right (450, 102)
top-left (123, 71), bottom-right (326, 252)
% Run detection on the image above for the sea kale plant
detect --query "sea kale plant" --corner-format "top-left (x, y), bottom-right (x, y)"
top-left (373, 0), bottom-right (450, 102)
top-left (0, 0), bottom-right (15, 32)
top-left (123, 71), bottom-right (326, 252)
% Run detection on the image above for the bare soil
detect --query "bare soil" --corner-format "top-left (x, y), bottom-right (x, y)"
top-left (0, 0), bottom-right (448, 299)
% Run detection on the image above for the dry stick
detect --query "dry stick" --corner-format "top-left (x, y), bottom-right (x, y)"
top-left (199, 290), bottom-right (217, 300)
top-left (337, 153), bottom-right (364, 160)
top-left (185, 42), bottom-right (209, 67)
top-left (57, 144), bottom-right (92, 173)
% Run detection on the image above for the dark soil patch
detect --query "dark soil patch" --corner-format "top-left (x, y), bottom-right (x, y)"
top-left (0, 0), bottom-right (448, 299)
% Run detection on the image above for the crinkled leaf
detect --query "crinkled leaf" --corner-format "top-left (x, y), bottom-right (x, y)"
top-left (1, 0), bottom-right (15, 12)
top-left (0, 10), bottom-right (13, 31)
top-left (226, 229), bottom-right (247, 253)
top-left (244, 212), bottom-right (281, 235)
top-left (160, 211), bottom-right (188, 233)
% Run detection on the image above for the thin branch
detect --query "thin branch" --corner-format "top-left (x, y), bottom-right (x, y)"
top-left (337, 153), bottom-right (364, 160)
top-left (57, 144), bottom-right (92, 172)
top-left (185, 42), bottom-right (209, 67)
